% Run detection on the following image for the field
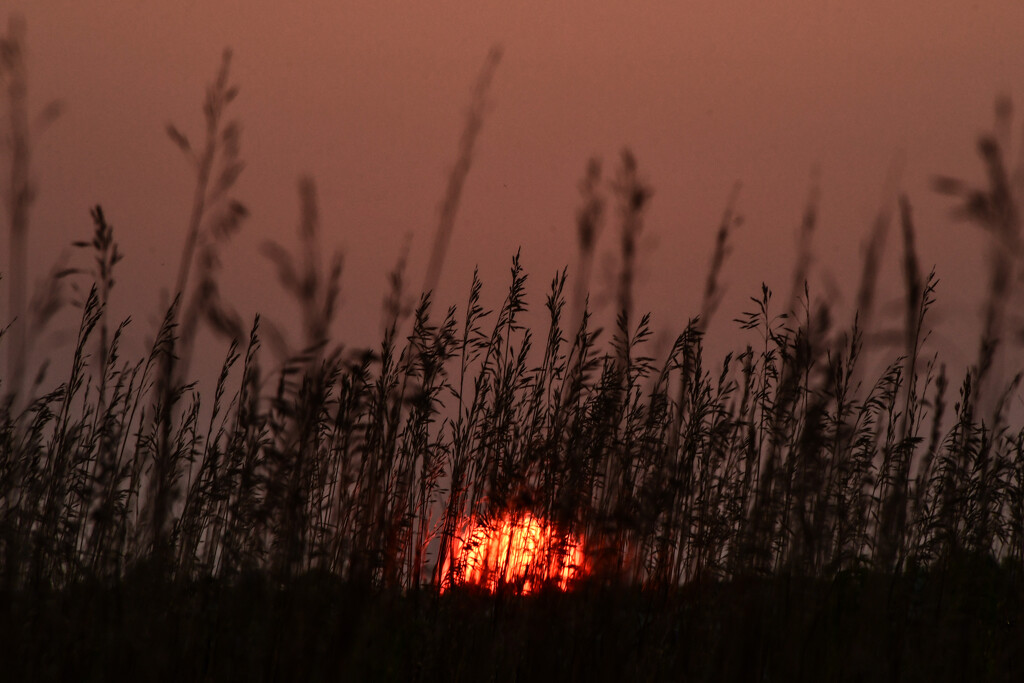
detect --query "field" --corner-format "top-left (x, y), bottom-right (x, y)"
top-left (3, 18), bottom-right (1024, 681)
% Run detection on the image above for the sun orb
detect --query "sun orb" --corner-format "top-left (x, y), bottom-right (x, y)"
top-left (443, 511), bottom-right (586, 594)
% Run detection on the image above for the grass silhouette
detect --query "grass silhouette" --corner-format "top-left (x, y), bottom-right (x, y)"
top-left (3, 17), bottom-right (1024, 682)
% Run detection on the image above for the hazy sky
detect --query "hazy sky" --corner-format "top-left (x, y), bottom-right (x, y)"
top-left (5, 0), bottom-right (1024, 377)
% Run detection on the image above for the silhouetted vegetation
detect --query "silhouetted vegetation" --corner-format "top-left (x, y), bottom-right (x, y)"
top-left (3, 17), bottom-right (1024, 682)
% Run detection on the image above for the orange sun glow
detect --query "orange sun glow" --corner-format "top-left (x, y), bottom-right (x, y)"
top-left (444, 512), bottom-right (586, 594)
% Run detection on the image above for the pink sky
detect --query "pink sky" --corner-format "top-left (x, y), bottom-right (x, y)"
top-left (5, 0), bottom-right (1024, 380)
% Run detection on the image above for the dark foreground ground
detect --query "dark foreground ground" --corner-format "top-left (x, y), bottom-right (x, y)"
top-left (2, 557), bottom-right (1022, 682)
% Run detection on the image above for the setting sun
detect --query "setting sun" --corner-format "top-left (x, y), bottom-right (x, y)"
top-left (445, 512), bottom-right (586, 594)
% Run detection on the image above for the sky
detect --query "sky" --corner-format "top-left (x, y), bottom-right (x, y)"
top-left (4, 0), bottom-right (1024, 384)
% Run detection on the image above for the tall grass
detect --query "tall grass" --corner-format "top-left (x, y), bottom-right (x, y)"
top-left (4, 190), bottom-right (1022, 591)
